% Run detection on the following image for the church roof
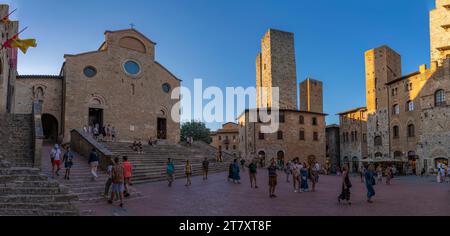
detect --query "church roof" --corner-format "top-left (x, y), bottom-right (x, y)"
top-left (17, 75), bottom-right (63, 79)
top-left (104, 28), bottom-right (157, 45)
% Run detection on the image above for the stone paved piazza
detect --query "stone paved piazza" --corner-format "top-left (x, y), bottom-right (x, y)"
top-left (78, 171), bottom-right (450, 216)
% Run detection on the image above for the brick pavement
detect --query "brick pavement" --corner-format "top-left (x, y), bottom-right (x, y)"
top-left (77, 169), bottom-right (450, 216)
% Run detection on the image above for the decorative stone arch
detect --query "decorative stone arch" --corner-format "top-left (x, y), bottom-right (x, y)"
top-left (119, 36), bottom-right (147, 53)
top-left (158, 106), bottom-right (168, 118)
top-left (351, 156), bottom-right (360, 172)
top-left (88, 94), bottom-right (107, 108)
top-left (33, 84), bottom-right (48, 100)
top-left (374, 152), bottom-right (383, 159)
top-left (41, 113), bottom-right (59, 142)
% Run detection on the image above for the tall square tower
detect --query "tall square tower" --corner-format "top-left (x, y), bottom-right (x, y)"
top-left (299, 78), bottom-right (323, 113)
top-left (430, 0), bottom-right (450, 65)
top-left (256, 29), bottom-right (298, 110)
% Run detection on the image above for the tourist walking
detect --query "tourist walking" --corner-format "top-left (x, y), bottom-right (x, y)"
top-left (122, 156), bottom-right (133, 197)
top-left (62, 146), bottom-right (74, 180)
top-left (108, 157), bottom-right (125, 208)
top-left (228, 162), bottom-right (233, 182)
top-left (359, 165), bottom-right (365, 183)
top-left (268, 158), bottom-right (278, 198)
top-left (365, 164), bottom-right (376, 203)
top-left (314, 161), bottom-right (321, 183)
top-left (93, 125), bottom-right (99, 140)
top-left (185, 160), bottom-right (193, 186)
top-left (376, 165), bottom-right (383, 184)
top-left (300, 163), bottom-right (309, 192)
top-left (103, 158), bottom-right (114, 198)
top-left (292, 159), bottom-right (300, 192)
top-left (166, 158), bottom-right (175, 187)
top-left (385, 166), bottom-right (392, 185)
top-left (88, 148), bottom-right (99, 181)
top-left (240, 159), bottom-right (246, 172)
top-left (83, 125), bottom-right (88, 133)
top-left (202, 157), bottom-right (209, 180)
top-left (50, 144), bottom-right (62, 177)
top-left (232, 159), bottom-right (241, 184)
top-left (338, 164), bottom-right (352, 205)
top-left (285, 160), bottom-right (292, 183)
top-left (248, 159), bottom-right (258, 189)
top-left (309, 164), bottom-right (317, 192)
top-left (421, 167), bottom-right (426, 177)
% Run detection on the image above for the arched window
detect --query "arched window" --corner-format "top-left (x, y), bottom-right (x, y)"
top-left (406, 100), bottom-right (414, 111)
top-left (393, 126), bottom-right (399, 139)
top-left (435, 90), bottom-right (446, 107)
top-left (277, 131), bottom-right (283, 140)
top-left (374, 136), bottom-right (382, 146)
top-left (407, 124), bottom-right (415, 137)
top-left (375, 152), bottom-right (383, 159)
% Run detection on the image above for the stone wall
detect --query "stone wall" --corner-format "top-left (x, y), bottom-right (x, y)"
top-left (430, 0), bottom-right (450, 65)
top-left (62, 29), bottom-right (181, 144)
top-left (326, 125), bottom-right (340, 173)
top-left (70, 129), bottom-right (113, 171)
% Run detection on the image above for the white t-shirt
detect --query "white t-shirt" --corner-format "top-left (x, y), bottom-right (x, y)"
top-left (51, 148), bottom-right (62, 161)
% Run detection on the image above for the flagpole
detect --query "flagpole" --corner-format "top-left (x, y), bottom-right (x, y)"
top-left (1, 8), bottom-right (17, 19)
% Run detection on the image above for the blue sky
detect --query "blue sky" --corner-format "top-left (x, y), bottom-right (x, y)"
top-left (7, 0), bottom-right (435, 131)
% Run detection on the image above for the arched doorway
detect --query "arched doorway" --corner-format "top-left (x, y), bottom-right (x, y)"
top-left (258, 151), bottom-right (266, 167)
top-left (157, 109), bottom-right (167, 140)
top-left (42, 114), bottom-right (58, 142)
top-left (277, 151), bottom-right (285, 167)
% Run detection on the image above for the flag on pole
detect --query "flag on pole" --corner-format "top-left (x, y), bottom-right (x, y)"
top-left (10, 38), bottom-right (37, 54)
top-left (1, 27), bottom-right (37, 54)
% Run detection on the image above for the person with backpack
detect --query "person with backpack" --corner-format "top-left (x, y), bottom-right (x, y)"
top-left (166, 158), bottom-right (175, 187)
top-left (108, 157), bottom-right (125, 208)
top-left (248, 159), bottom-right (258, 189)
top-left (62, 146), bottom-right (75, 180)
top-left (338, 164), bottom-right (352, 205)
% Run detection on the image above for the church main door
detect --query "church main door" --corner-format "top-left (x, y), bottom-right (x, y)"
top-left (157, 118), bottom-right (167, 140)
top-left (89, 108), bottom-right (103, 128)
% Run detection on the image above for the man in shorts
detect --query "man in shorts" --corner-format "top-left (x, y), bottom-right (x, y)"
top-left (50, 144), bottom-right (62, 177)
top-left (108, 157), bottom-right (124, 208)
top-left (122, 156), bottom-right (133, 197)
top-left (268, 158), bottom-right (278, 198)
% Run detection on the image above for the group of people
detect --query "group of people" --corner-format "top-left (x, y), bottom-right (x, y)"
top-left (104, 156), bottom-right (133, 208)
top-left (284, 158), bottom-right (321, 193)
top-left (130, 140), bottom-right (144, 154)
top-left (165, 157), bottom-right (211, 187)
top-left (49, 144), bottom-right (75, 180)
top-left (83, 124), bottom-right (116, 142)
top-left (436, 163), bottom-right (449, 183)
top-left (338, 164), bottom-right (377, 205)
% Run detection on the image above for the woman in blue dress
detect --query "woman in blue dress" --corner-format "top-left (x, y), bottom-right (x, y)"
top-left (364, 164), bottom-right (376, 203)
top-left (300, 163), bottom-right (309, 192)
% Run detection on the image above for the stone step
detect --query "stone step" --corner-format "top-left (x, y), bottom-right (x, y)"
top-left (0, 208), bottom-right (78, 216)
top-left (0, 202), bottom-right (78, 211)
top-left (0, 187), bottom-right (68, 195)
top-left (0, 194), bottom-right (78, 203)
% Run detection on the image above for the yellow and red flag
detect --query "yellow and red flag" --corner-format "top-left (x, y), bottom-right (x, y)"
top-left (10, 37), bottom-right (37, 54)
top-left (1, 31), bottom-right (37, 54)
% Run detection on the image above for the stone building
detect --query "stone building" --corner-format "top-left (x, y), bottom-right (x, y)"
top-left (338, 0), bottom-right (450, 174)
top-left (14, 28), bottom-right (181, 144)
top-left (325, 125), bottom-right (341, 174)
top-left (0, 5), bottom-right (18, 114)
top-left (210, 122), bottom-right (240, 158)
top-left (239, 29), bottom-right (327, 166)
top-left (337, 107), bottom-right (367, 173)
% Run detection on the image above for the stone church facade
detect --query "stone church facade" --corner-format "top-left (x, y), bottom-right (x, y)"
top-left (13, 28), bottom-right (181, 144)
top-left (238, 29), bottom-right (327, 166)
top-left (338, 0), bottom-right (450, 174)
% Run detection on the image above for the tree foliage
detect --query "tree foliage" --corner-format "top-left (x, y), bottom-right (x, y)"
top-left (181, 121), bottom-right (212, 144)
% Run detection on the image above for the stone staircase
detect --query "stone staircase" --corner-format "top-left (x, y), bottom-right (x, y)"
top-left (0, 114), bottom-right (34, 167)
top-left (40, 144), bottom-right (141, 206)
top-left (0, 158), bottom-right (79, 216)
top-left (102, 142), bottom-right (232, 184)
